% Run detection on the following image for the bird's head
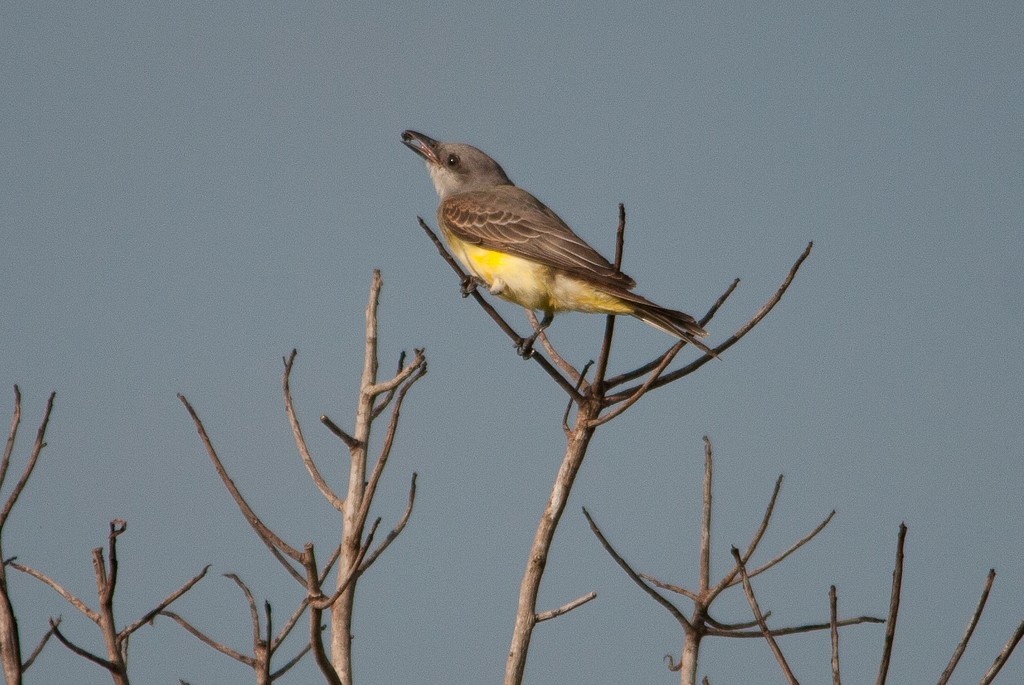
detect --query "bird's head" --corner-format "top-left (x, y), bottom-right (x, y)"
top-left (401, 130), bottom-right (513, 199)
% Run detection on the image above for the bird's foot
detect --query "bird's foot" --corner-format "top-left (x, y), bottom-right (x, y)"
top-left (516, 332), bottom-right (540, 359)
top-left (460, 276), bottom-right (483, 298)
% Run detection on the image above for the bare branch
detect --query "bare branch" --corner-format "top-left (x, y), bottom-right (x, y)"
top-left (0, 386), bottom-right (23, 499)
top-left (535, 591), bottom-right (597, 622)
top-left (319, 414), bottom-right (359, 451)
top-left (272, 596), bottom-right (311, 652)
top-left (9, 561), bottom-right (98, 622)
top-left (979, 617), bottom-right (1024, 685)
top-left (121, 564), bottom-right (209, 638)
top-left (591, 204), bottom-right (627, 390)
top-left (526, 310), bottom-right (584, 386)
top-left (606, 242), bottom-right (813, 402)
top-left (160, 610), bottom-right (253, 665)
top-left (875, 522), bottom-right (907, 685)
top-left (709, 475), bottom-right (785, 600)
top-left (224, 573), bottom-right (260, 649)
top-left (21, 616), bottom-right (59, 671)
top-left (359, 474), bottom-right (417, 574)
top-left (830, 585), bottom-right (842, 685)
top-left (740, 510), bottom-right (837, 584)
top-left (700, 436), bottom-right (714, 594)
top-left (639, 573), bottom-right (699, 602)
top-left (587, 342), bottom-right (682, 427)
top-left (178, 394), bottom-right (306, 584)
top-left (313, 518), bottom-right (380, 611)
top-left (269, 639), bottom-right (317, 680)
top-left (730, 546), bottom-right (800, 685)
top-left (283, 351), bottom-right (344, 512)
top-left (604, 277), bottom-right (739, 390)
top-left (1, 391), bottom-right (56, 529)
top-left (705, 615), bottom-right (884, 639)
top-left (356, 357), bottom-right (426, 532)
top-left (937, 569), bottom-right (995, 685)
top-left (371, 351), bottom-right (408, 420)
top-left (48, 617), bottom-right (116, 672)
top-left (583, 507), bottom-right (692, 632)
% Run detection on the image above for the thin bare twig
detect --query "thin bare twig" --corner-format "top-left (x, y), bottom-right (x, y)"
top-left (583, 507), bottom-right (692, 631)
top-left (979, 618), bottom-right (1024, 685)
top-left (704, 615), bottom-right (884, 639)
top-left (937, 569), bottom-right (995, 685)
top-left (48, 617), bottom-right (116, 671)
top-left (731, 546), bottom-right (800, 685)
top-left (535, 591), bottom-right (597, 622)
top-left (283, 350), bottom-right (344, 511)
top-left (606, 242), bottom-right (813, 403)
top-left (120, 564), bottom-right (209, 638)
top-left (604, 278), bottom-right (739, 390)
top-left (8, 562), bottom-right (98, 622)
top-left (319, 415), bottom-right (359, 451)
top-left (178, 394), bottom-right (306, 584)
top-left (160, 610), bottom-right (252, 664)
top-left (830, 585), bottom-right (842, 685)
top-left (359, 475), bottom-right (417, 573)
top-left (875, 523), bottom-right (907, 685)
top-left (1, 390), bottom-right (55, 528)
top-left (700, 436), bottom-right (714, 594)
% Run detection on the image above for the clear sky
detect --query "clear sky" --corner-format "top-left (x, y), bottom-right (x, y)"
top-left (2, 3), bottom-right (1022, 683)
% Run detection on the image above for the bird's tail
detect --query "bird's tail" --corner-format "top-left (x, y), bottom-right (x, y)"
top-left (627, 299), bottom-right (718, 358)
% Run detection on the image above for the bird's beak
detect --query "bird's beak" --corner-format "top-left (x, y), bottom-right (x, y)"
top-left (401, 130), bottom-right (441, 166)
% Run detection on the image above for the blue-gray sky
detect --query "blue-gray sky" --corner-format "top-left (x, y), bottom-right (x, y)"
top-left (2, 3), bottom-right (1022, 683)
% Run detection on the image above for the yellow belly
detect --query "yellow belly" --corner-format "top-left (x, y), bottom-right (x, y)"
top-left (444, 233), bottom-right (632, 316)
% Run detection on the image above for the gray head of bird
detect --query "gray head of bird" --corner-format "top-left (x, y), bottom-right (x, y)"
top-left (402, 130), bottom-right (513, 200)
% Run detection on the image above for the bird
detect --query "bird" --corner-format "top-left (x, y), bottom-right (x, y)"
top-left (401, 130), bottom-right (714, 356)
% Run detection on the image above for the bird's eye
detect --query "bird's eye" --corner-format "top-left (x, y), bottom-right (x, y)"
top-left (446, 154), bottom-right (459, 167)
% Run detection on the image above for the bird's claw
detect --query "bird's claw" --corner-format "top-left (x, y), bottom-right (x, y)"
top-left (460, 276), bottom-right (481, 298)
top-left (516, 333), bottom-right (540, 359)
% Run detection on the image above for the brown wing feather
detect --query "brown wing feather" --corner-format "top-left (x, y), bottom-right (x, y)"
top-left (440, 186), bottom-right (636, 290)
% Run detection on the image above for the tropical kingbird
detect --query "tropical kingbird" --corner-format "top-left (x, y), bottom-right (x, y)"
top-left (401, 130), bottom-right (713, 355)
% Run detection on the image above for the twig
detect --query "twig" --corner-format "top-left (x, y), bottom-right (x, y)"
top-left (979, 618), bottom-right (1024, 685)
top-left (178, 394), bottom-right (306, 584)
top-left (283, 350), bottom-right (344, 511)
top-left (937, 569), bottom-right (995, 685)
top-left (606, 242), bottom-right (812, 403)
top-left (21, 617), bottom-right (59, 671)
top-left (830, 585), bottom-right (842, 685)
top-left (731, 546), bottom-right (800, 685)
top-left (1, 391), bottom-right (56, 528)
top-left (8, 562), bottom-right (97, 621)
top-left (48, 618), bottom-right (115, 671)
top-left (583, 507), bottom-right (691, 631)
top-left (875, 523), bottom-right (907, 685)
top-left (535, 591), bottom-right (597, 622)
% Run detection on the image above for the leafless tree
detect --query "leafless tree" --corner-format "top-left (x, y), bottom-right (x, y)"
top-left (417, 205), bottom-right (812, 685)
top-left (177, 269), bottom-right (425, 685)
top-left (583, 437), bottom-right (882, 685)
top-left (10, 519), bottom-right (207, 685)
top-left (160, 573), bottom-right (316, 684)
top-left (0, 388), bottom-right (58, 684)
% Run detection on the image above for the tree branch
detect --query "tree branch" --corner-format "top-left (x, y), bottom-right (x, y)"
top-left (936, 568), bottom-right (995, 685)
top-left (178, 393), bottom-right (306, 584)
top-left (283, 350), bottom-right (344, 512)
top-left (730, 546), bottom-right (799, 685)
top-left (535, 591), bottom-right (597, 623)
top-left (875, 522), bottom-right (907, 685)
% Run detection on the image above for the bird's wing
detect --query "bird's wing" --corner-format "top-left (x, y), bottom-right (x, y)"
top-left (439, 186), bottom-right (636, 289)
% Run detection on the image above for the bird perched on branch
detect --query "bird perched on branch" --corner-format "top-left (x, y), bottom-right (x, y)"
top-left (401, 130), bottom-right (713, 356)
